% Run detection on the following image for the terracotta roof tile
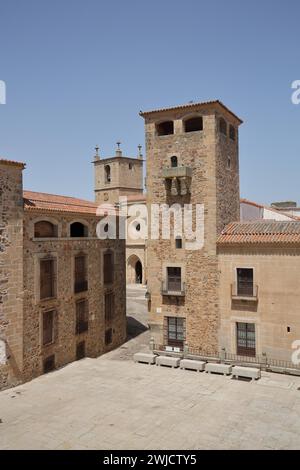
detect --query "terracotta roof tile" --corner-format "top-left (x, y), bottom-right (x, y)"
top-left (0, 158), bottom-right (25, 168)
top-left (139, 100), bottom-right (243, 124)
top-left (23, 190), bottom-right (99, 215)
top-left (218, 220), bottom-right (300, 245)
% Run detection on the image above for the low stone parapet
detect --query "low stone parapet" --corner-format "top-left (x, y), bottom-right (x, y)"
top-left (180, 359), bottom-right (206, 372)
top-left (156, 356), bottom-right (180, 368)
top-left (232, 366), bottom-right (261, 381)
top-left (205, 363), bottom-right (232, 376)
top-left (133, 353), bottom-right (157, 365)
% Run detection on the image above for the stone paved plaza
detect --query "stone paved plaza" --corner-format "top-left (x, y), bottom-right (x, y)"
top-left (1, 286), bottom-right (300, 450)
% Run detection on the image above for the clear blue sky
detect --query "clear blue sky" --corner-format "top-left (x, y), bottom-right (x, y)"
top-left (1, 0), bottom-right (300, 204)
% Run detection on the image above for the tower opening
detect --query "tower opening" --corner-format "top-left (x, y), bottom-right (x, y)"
top-left (156, 121), bottom-right (174, 136)
top-left (135, 260), bottom-right (142, 284)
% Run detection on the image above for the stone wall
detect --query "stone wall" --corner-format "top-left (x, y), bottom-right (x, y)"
top-left (22, 211), bottom-right (126, 382)
top-left (143, 103), bottom-right (241, 353)
top-left (0, 161), bottom-right (24, 389)
top-left (218, 244), bottom-right (300, 361)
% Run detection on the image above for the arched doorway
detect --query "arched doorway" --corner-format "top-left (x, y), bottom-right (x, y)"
top-left (127, 254), bottom-right (143, 284)
top-left (135, 260), bottom-right (142, 284)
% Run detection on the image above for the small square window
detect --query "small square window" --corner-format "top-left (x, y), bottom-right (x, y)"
top-left (175, 237), bottom-right (182, 249)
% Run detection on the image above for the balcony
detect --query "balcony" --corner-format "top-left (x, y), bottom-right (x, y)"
top-left (162, 166), bottom-right (192, 179)
top-left (231, 282), bottom-right (258, 301)
top-left (162, 166), bottom-right (192, 196)
top-left (161, 281), bottom-right (186, 297)
top-left (74, 280), bottom-right (88, 294)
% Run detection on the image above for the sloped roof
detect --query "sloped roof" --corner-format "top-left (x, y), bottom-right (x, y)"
top-left (0, 158), bottom-right (25, 168)
top-left (139, 100), bottom-right (243, 124)
top-left (218, 221), bottom-right (300, 245)
top-left (240, 198), bottom-right (300, 221)
top-left (23, 190), bottom-right (99, 215)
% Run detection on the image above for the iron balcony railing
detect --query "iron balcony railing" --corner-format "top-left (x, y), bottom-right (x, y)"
top-left (161, 280), bottom-right (185, 297)
top-left (231, 282), bottom-right (258, 301)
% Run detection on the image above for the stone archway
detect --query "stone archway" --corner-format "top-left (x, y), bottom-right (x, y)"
top-left (127, 255), bottom-right (143, 284)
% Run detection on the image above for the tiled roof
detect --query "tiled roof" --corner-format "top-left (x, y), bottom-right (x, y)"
top-left (139, 100), bottom-right (243, 124)
top-left (218, 221), bottom-right (300, 245)
top-left (0, 158), bottom-right (25, 168)
top-left (240, 198), bottom-right (300, 221)
top-left (23, 190), bottom-right (99, 215)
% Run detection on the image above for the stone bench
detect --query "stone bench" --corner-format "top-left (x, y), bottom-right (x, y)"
top-left (180, 359), bottom-right (206, 372)
top-left (232, 366), bottom-right (261, 381)
top-left (156, 356), bottom-right (180, 368)
top-left (205, 363), bottom-right (232, 376)
top-left (133, 353), bottom-right (156, 365)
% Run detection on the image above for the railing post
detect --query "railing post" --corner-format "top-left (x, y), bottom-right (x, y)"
top-left (149, 337), bottom-right (155, 352)
top-left (261, 352), bottom-right (267, 371)
top-left (183, 342), bottom-right (189, 358)
top-left (220, 347), bottom-right (226, 364)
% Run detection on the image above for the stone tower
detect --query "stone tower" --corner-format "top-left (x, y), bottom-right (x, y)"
top-left (0, 159), bottom-right (25, 389)
top-left (93, 144), bottom-right (144, 205)
top-left (140, 100), bottom-right (242, 352)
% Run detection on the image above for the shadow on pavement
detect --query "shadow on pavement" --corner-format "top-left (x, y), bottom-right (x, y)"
top-left (126, 316), bottom-right (148, 340)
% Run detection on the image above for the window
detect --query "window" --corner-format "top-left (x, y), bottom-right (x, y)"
top-left (175, 237), bottom-right (182, 249)
top-left (167, 317), bottom-right (184, 348)
top-left (167, 267), bottom-right (182, 292)
top-left (229, 125), bottom-right (236, 141)
top-left (227, 156), bottom-right (231, 169)
top-left (43, 355), bottom-right (55, 374)
top-left (104, 223), bottom-right (109, 233)
top-left (237, 268), bottom-right (254, 296)
top-left (135, 223), bottom-right (141, 231)
top-left (236, 323), bottom-right (256, 357)
top-left (70, 222), bottom-right (88, 237)
top-left (42, 310), bottom-right (55, 346)
top-left (34, 221), bottom-right (57, 238)
top-left (129, 163), bottom-right (133, 170)
top-left (75, 300), bottom-right (88, 334)
top-left (105, 292), bottom-right (114, 322)
top-left (171, 156), bottom-right (178, 168)
top-left (184, 117), bottom-right (203, 133)
top-left (76, 341), bottom-right (86, 360)
top-left (40, 259), bottom-right (56, 300)
top-left (219, 118), bottom-right (227, 136)
top-left (105, 328), bottom-right (113, 345)
top-left (105, 165), bottom-right (111, 183)
top-left (104, 251), bottom-right (114, 284)
top-left (156, 121), bottom-right (174, 136)
top-left (74, 255), bottom-right (88, 293)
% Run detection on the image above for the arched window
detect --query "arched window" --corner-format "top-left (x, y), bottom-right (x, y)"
top-left (34, 221), bottom-right (57, 238)
top-left (171, 156), bottom-right (178, 168)
top-left (229, 125), bottom-right (236, 141)
top-left (156, 121), bottom-right (174, 136)
top-left (184, 116), bottom-right (203, 133)
top-left (70, 222), bottom-right (88, 238)
top-left (105, 165), bottom-right (111, 183)
top-left (219, 118), bottom-right (227, 136)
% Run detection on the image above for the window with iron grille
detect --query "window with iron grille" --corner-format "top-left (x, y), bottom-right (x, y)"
top-left (167, 267), bottom-right (182, 292)
top-left (105, 328), bottom-right (113, 345)
top-left (40, 258), bottom-right (56, 300)
top-left (105, 292), bottom-right (114, 322)
top-left (237, 268), bottom-right (254, 296)
top-left (42, 310), bottom-right (55, 346)
top-left (167, 317), bottom-right (184, 348)
top-left (236, 322), bottom-right (256, 357)
top-left (104, 251), bottom-right (114, 284)
top-left (75, 300), bottom-right (88, 334)
top-left (74, 255), bottom-right (88, 293)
